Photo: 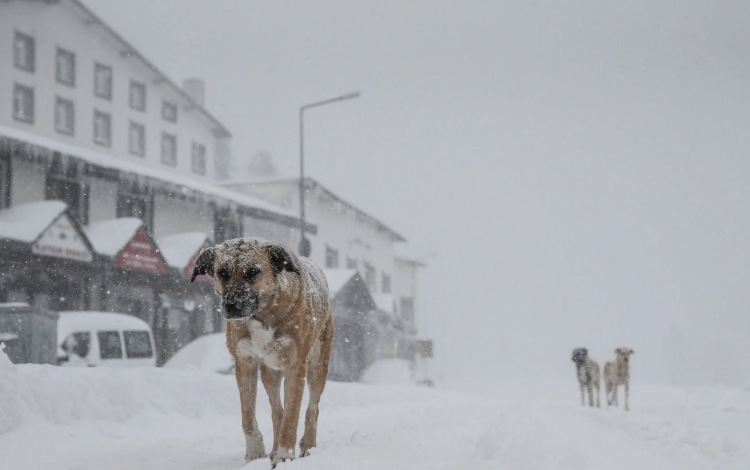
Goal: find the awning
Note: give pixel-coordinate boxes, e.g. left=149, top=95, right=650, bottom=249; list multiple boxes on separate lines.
left=156, top=232, right=212, bottom=282
left=0, top=201, right=94, bottom=263
left=83, top=218, right=167, bottom=273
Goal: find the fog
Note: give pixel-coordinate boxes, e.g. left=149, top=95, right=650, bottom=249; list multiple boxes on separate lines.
left=84, top=0, right=750, bottom=385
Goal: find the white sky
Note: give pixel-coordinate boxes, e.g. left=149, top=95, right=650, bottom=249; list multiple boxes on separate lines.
left=84, top=0, right=750, bottom=384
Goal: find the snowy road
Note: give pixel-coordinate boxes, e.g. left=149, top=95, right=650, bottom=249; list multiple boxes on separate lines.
left=1, top=357, right=748, bottom=469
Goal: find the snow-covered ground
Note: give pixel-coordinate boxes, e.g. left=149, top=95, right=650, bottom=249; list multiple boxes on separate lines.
left=1, top=349, right=748, bottom=470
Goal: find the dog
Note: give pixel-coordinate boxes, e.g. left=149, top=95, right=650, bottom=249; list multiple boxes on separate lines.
left=191, top=238, right=334, bottom=466
left=604, top=348, right=633, bottom=411
left=571, top=348, right=600, bottom=407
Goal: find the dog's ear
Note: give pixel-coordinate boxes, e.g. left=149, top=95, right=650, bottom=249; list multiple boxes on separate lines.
left=629, top=349, right=634, bottom=355
left=190, top=247, right=216, bottom=282
left=268, top=245, right=300, bottom=276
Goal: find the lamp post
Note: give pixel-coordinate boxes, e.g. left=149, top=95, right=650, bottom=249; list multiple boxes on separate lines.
left=298, top=91, right=360, bottom=257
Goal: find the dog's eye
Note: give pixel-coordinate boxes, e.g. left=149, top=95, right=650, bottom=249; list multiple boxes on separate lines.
left=217, top=266, right=231, bottom=282
left=243, top=265, right=261, bottom=282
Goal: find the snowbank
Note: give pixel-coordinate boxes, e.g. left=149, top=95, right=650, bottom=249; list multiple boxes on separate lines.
left=0, top=346, right=238, bottom=435
left=163, top=333, right=234, bottom=374
left=360, top=359, right=413, bottom=385
left=1, top=344, right=749, bottom=469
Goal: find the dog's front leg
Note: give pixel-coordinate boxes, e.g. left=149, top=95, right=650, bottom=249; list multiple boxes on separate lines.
left=260, top=364, right=284, bottom=460
left=625, top=381, right=629, bottom=411
left=235, top=360, right=266, bottom=462
left=579, top=383, right=585, bottom=406
left=272, top=366, right=306, bottom=465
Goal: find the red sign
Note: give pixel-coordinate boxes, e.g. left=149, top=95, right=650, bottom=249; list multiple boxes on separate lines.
left=115, top=229, right=167, bottom=273
left=418, top=339, right=433, bottom=358
left=183, top=245, right=213, bottom=283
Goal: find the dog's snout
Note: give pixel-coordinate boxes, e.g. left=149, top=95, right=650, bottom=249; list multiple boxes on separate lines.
left=223, top=297, right=243, bottom=318
left=221, top=289, right=259, bottom=320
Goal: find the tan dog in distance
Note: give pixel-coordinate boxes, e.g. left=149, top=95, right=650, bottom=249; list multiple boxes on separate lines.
left=604, top=348, right=634, bottom=411
left=191, top=238, right=334, bottom=466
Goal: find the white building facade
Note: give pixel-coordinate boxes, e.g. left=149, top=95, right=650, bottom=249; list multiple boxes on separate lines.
left=0, top=0, right=308, bottom=364
left=223, top=177, right=405, bottom=297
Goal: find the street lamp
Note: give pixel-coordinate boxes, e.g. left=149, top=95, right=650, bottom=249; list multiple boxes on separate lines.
left=298, top=91, right=361, bottom=257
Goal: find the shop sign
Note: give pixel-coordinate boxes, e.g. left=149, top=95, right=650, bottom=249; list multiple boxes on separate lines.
left=183, top=243, right=213, bottom=283
left=115, top=229, right=167, bottom=273
left=32, top=213, right=93, bottom=262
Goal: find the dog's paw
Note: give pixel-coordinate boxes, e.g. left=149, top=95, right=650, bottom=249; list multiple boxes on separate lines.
left=299, top=438, right=314, bottom=458
left=244, top=433, right=267, bottom=462
left=271, top=447, right=295, bottom=466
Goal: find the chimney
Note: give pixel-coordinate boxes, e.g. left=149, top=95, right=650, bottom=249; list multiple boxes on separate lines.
left=182, top=78, right=205, bottom=107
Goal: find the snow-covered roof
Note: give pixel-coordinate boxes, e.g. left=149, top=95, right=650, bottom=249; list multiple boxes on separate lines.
left=395, top=256, right=428, bottom=268
left=372, top=293, right=395, bottom=314
left=157, top=232, right=210, bottom=269
left=57, top=311, right=151, bottom=343
left=0, top=201, right=67, bottom=242
left=322, top=269, right=358, bottom=297
left=221, top=177, right=405, bottom=242
left=83, top=218, right=143, bottom=257
left=0, top=125, right=310, bottom=230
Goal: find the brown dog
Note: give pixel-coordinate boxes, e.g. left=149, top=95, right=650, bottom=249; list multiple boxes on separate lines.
left=191, top=238, right=334, bottom=466
left=604, top=348, right=634, bottom=411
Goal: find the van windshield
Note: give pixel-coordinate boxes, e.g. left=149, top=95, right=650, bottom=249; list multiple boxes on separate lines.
left=124, top=331, right=153, bottom=359
left=63, top=332, right=91, bottom=358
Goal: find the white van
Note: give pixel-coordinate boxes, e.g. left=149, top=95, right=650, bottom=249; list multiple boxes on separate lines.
left=57, top=311, right=156, bottom=367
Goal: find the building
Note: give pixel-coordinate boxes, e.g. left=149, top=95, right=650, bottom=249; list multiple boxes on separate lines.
left=0, top=0, right=309, bottom=363
left=223, top=177, right=405, bottom=296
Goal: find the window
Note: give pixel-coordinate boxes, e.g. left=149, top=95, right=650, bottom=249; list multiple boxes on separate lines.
left=162, top=101, right=177, bottom=122
left=55, top=48, right=75, bottom=87
left=97, top=331, right=123, bottom=360
left=191, top=142, right=206, bottom=174
left=62, top=332, right=90, bottom=358
left=117, top=182, right=153, bottom=232
left=93, top=110, right=111, bottom=147
left=12, top=84, right=34, bottom=123
left=382, top=274, right=391, bottom=294
left=161, top=133, right=177, bottom=166
left=124, top=331, right=153, bottom=358
left=0, top=156, right=10, bottom=209
left=54, top=97, right=74, bottom=135
left=94, top=63, right=112, bottom=100
left=45, top=154, right=88, bottom=224
left=13, top=31, right=34, bottom=72
left=325, top=246, right=339, bottom=268
left=129, top=122, right=145, bottom=156
left=400, top=297, right=415, bottom=328
left=346, top=257, right=358, bottom=269
left=364, top=262, right=376, bottom=292
left=129, top=80, right=146, bottom=111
